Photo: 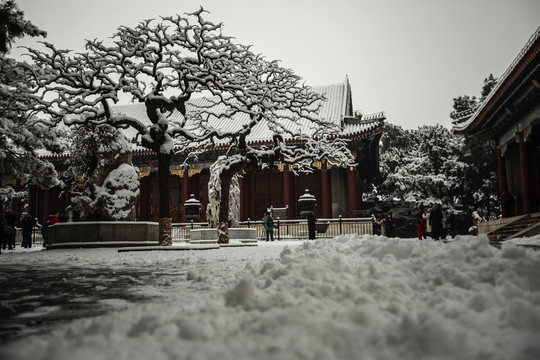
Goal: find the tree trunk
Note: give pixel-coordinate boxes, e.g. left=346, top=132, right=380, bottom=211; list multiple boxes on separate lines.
left=217, top=174, right=231, bottom=244
left=158, top=152, right=172, bottom=246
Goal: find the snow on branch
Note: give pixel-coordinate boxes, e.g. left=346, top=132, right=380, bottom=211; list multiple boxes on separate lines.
left=24, top=8, right=353, bottom=170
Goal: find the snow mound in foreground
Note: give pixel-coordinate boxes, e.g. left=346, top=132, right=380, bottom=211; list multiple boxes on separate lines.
left=2, top=235, right=540, bottom=360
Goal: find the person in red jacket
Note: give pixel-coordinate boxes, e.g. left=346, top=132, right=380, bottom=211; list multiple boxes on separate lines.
left=50, top=213, right=60, bottom=225
left=415, top=207, right=426, bottom=240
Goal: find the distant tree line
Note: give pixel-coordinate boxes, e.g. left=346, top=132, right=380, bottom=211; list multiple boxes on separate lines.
left=366, top=75, right=500, bottom=218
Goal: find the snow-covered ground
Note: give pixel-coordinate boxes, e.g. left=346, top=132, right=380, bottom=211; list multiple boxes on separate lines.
left=1, top=234, right=539, bottom=360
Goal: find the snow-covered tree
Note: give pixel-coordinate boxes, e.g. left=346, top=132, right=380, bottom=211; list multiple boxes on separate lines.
left=369, top=122, right=498, bottom=215
left=369, top=73, right=500, bottom=215
left=24, top=9, right=272, bottom=245
left=0, top=0, right=46, bottom=54
left=450, top=74, right=498, bottom=120
left=450, top=95, right=478, bottom=118
left=25, top=8, right=354, bottom=244
left=450, top=74, right=499, bottom=216
left=67, top=123, right=138, bottom=221
left=0, top=0, right=59, bottom=222
left=191, top=65, right=355, bottom=242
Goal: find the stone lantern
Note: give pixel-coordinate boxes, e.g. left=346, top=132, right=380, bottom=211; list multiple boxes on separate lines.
left=184, top=194, right=201, bottom=222
left=298, top=189, right=316, bottom=219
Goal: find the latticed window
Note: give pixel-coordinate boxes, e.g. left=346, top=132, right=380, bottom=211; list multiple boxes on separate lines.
left=253, top=172, right=283, bottom=219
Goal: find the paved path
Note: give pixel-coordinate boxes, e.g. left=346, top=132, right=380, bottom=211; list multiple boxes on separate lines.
left=0, top=264, right=170, bottom=344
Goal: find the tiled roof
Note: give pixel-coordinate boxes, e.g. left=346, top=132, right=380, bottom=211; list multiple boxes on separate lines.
left=112, top=80, right=385, bottom=152
left=452, top=26, right=540, bottom=134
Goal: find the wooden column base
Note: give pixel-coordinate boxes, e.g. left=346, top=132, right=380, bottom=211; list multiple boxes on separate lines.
left=218, top=222, right=229, bottom=244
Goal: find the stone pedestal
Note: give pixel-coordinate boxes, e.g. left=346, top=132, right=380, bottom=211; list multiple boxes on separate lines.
left=298, top=189, right=316, bottom=218
left=47, top=221, right=159, bottom=249
left=159, top=217, right=172, bottom=246
left=190, top=228, right=257, bottom=244
left=218, top=222, right=229, bottom=244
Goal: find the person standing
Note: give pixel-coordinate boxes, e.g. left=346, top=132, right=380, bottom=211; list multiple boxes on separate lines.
left=50, top=213, right=60, bottom=226
left=21, top=214, right=36, bottom=248
left=502, top=190, right=516, bottom=218
left=5, top=209, right=18, bottom=250
left=415, top=208, right=426, bottom=240
left=424, top=210, right=432, bottom=238
left=430, top=205, right=443, bottom=240
left=377, top=215, right=387, bottom=236
left=262, top=212, right=275, bottom=242
left=41, top=218, right=50, bottom=247
left=307, top=211, right=316, bottom=240
left=385, top=212, right=395, bottom=237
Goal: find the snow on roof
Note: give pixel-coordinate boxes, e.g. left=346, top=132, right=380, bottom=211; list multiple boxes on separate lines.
left=112, top=81, right=385, bottom=152
left=36, top=81, right=385, bottom=160
left=452, top=26, right=540, bottom=134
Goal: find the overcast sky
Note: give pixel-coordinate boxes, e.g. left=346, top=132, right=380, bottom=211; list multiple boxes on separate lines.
left=10, top=0, right=540, bottom=129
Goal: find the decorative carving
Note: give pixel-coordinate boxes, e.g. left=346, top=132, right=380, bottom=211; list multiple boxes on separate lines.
left=501, top=144, right=508, bottom=157
left=524, top=126, right=533, bottom=142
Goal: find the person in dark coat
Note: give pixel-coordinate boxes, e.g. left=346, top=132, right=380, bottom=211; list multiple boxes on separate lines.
left=41, top=218, right=50, bottom=247
left=502, top=190, right=516, bottom=218
left=385, top=212, right=395, bottom=237
left=4, top=209, right=18, bottom=250
left=21, top=214, right=36, bottom=248
left=307, top=211, right=316, bottom=240
left=415, top=208, right=426, bottom=240
left=430, top=205, right=443, bottom=240
left=262, top=212, right=275, bottom=242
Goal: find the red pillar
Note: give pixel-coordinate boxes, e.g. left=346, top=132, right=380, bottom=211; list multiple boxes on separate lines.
left=356, top=181, right=364, bottom=211
left=519, top=133, right=533, bottom=214
left=13, top=179, right=22, bottom=217
left=247, top=172, right=255, bottom=220
left=139, top=177, right=149, bottom=221
left=287, top=170, right=297, bottom=219
left=29, top=185, right=38, bottom=219
left=347, top=166, right=357, bottom=217
left=42, top=188, right=50, bottom=223
left=497, top=147, right=508, bottom=217
left=283, top=164, right=291, bottom=215
left=321, top=162, right=331, bottom=218
left=182, top=168, right=189, bottom=222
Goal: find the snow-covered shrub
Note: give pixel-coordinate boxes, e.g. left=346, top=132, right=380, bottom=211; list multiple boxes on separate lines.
left=93, top=164, right=139, bottom=221
left=67, top=124, right=138, bottom=221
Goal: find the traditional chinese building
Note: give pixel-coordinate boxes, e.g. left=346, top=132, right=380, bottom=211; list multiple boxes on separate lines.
left=452, top=26, right=540, bottom=218
left=20, top=78, right=385, bottom=223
